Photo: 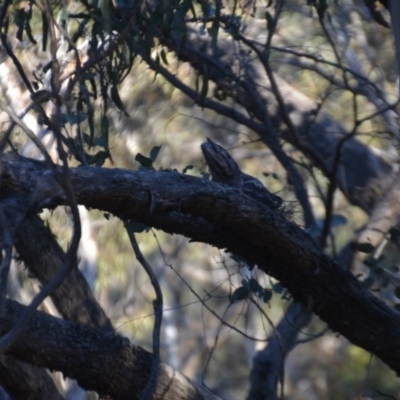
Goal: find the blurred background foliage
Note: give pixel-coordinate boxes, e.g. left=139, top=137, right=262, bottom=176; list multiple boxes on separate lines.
left=1, top=0, right=400, bottom=398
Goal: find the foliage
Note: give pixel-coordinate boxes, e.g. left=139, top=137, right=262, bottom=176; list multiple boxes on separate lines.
left=0, top=0, right=399, bottom=399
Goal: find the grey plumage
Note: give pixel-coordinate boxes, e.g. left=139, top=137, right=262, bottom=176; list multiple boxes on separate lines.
left=201, top=138, right=282, bottom=209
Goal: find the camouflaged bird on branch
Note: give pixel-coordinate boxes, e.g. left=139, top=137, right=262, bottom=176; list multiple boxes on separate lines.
left=201, top=139, right=283, bottom=210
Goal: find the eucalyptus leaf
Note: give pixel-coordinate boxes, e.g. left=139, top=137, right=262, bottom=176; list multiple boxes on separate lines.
left=125, top=221, right=151, bottom=234
left=62, top=112, right=88, bottom=125
left=331, top=214, right=347, bottom=228
left=135, top=153, right=154, bottom=169
left=363, top=276, right=375, bottom=289
left=110, top=85, right=129, bottom=116
left=249, top=278, right=262, bottom=294
left=355, top=243, right=375, bottom=254
left=262, top=289, right=272, bottom=303
left=231, top=286, right=250, bottom=303
left=183, top=165, right=194, bottom=173
left=149, top=145, right=162, bottom=162
left=42, top=12, right=48, bottom=51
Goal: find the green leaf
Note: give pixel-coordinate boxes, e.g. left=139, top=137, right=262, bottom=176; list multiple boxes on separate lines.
left=101, top=114, right=109, bottom=149
left=94, top=136, right=108, bottom=148
left=125, top=221, right=151, bottom=234
left=24, top=8, right=37, bottom=45
left=241, top=279, right=250, bottom=288
left=72, top=18, right=90, bottom=43
left=363, top=276, right=375, bottom=289
left=281, top=290, right=291, bottom=301
left=42, top=12, right=48, bottom=51
left=171, top=0, right=191, bottom=44
left=199, top=67, right=209, bottom=107
left=92, top=150, right=109, bottom=167
left=82, top=150, right=110, bottom=167
left=110, top=85, right=129, bottom=116
left=79, top=83, right=95, bottom=141
left=2, top=13, right=8, bottom=35
left=230, top=254, right=246, bottom=264
left=374, top=266, right=383, bottom=275
left=183, top=165, right=194, bottom=173
left=249, top=278, right=262, bottom=294
left=272, top=283, right=283, bottom=294
left=15, top=9, right=25, bottom=41
left=305, top=225, right=322, bottom=240
left=262, top=289, right=272, bottom=303
left=89, top=77, right=98, bottom=100
left=160, top=48, right=169, bottom=65
left=200, top=2, right=212, bottom=20
left=209, top=20, right=219, bottom=48
left=231, top=286, right=250, bottom=303
left=149, top=145, right=162, bottom=162
left=355, top=242, right=375, bottom=254
left=61, top=112, right=88, bottom=125
left=363, top=256, right=377, bottom=268
left=331, top=214, right=347, bottom=228
left=82, top=133, right=92, bottom=146
left=60, top=6, right=68, bottom=30
left=135, top=153, right=154, bottom=169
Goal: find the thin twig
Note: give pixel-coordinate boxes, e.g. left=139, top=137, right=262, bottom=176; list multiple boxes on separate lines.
left=0, top=0, right=82, bottom=354
left=125, top=223, right=163, bottom=400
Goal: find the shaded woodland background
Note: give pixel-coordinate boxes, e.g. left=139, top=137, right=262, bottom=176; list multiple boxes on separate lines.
left=0, top=0, right=400, bottom=399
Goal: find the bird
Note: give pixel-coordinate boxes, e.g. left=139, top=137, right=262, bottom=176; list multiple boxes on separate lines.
left=201, top=138, right=282, bottom=209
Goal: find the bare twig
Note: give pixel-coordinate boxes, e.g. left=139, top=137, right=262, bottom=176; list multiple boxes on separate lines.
left=247, top=302, right=312, bottom=400
left=0, top=0, right=83, bottom=350
left=125, top=224, right=163, bottom=400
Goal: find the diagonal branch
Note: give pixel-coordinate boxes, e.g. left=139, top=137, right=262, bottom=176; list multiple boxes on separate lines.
left=2, top=154, right=400, bottom=373
left=2, top=299, right=221, bottom=400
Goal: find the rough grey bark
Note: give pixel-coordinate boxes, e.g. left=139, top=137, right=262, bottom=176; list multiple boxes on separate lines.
left=2, top=214, right=112, bottom=399
left=2, top=154, right=400, bottom=374
left=0, top=155, right=224, bottom=399
left=0, top=356, right=63, bottom=400
left=2, top=299, right=221, bottom=400
left=14, top=215, right=112, bottom=331
left=0, top=159, right=65, bottom=399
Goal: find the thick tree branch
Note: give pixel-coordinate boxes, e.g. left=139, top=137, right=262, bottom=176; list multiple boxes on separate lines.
left=2, top=154, right=400, bottom=374
left=0, top=356, right=63, bottom=400
left=2, top=299, right=220, bottom=400
left=14, top=214, right=112, bottom=331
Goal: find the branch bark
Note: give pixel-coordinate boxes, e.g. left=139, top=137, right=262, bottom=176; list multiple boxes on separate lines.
left=14, top=214, right=112, bottom=331
left=2, top=153, right=400, bottom=374
left=0, top=355, right=63, bottom=400
left=3, top=299, right=220, bottom=400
